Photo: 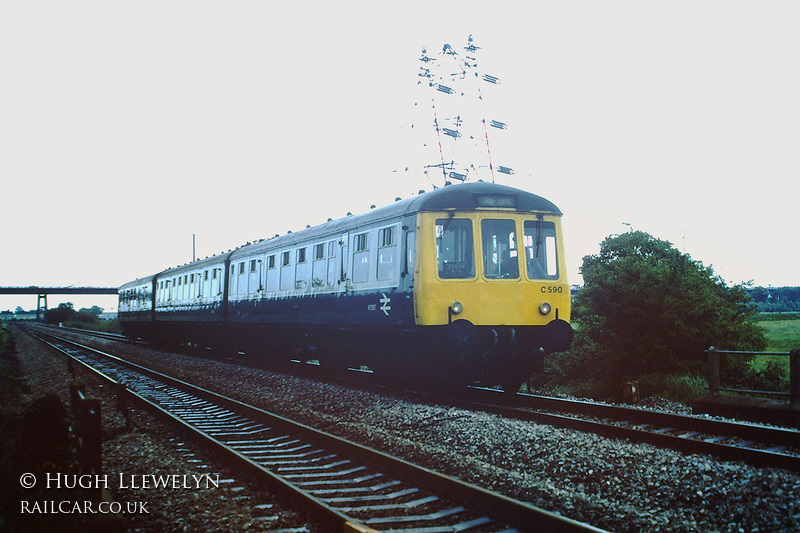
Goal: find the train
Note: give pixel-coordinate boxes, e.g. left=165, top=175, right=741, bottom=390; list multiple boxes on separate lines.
left=118, top=181, right=573, bottom=391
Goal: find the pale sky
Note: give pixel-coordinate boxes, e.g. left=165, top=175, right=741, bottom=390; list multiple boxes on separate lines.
left=2, top=1, right=798, bottom=312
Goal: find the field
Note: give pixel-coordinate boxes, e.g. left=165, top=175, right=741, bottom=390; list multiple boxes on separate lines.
left=752, top=313, right=800, bottom=375
left=758, top=313, right=800, bottom=352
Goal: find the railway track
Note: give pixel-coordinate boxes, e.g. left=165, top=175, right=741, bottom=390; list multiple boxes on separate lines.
left=459, top=387, right=800, bottom=472
left=26, top=327, right=606, bottom=533
left=38, top=325, right=800, bottom=473
left=36, top=326, right=800, bottom=470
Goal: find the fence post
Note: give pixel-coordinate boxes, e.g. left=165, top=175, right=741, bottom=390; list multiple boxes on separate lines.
left=790, top=349, right=799, bottom=406
left=69, top=383, right=103, bottom=500
left=77, top=398, right=103, bottom=476
left=116, top=382, right=130, bottom=429
left=707, top=346, right=720, bottom=395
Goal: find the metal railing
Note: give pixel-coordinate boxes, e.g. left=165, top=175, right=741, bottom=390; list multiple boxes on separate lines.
left=705, top=347, right=800, bottom=405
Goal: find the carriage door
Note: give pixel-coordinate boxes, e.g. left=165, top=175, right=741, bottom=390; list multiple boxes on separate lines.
left=337, top=232, right=349, bottom=293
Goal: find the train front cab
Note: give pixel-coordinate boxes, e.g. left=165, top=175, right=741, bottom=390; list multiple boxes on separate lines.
left=414, top=207, right=573, bottom=390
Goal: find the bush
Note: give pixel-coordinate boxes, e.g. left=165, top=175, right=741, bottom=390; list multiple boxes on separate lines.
left=549, top=231, right=766, bottom=402
left=740, top=359, right=789, bottom=393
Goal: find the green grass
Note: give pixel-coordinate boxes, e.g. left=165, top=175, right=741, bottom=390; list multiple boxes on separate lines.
left=758, top=317, right=800, bottom=352
left=750, top=315, right=799, bottom=377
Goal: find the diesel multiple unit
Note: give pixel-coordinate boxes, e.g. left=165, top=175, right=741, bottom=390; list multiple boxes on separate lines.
left=119, top=181, right=573, bottom=391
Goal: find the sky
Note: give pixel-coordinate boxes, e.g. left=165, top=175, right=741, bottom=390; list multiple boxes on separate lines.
left=1, top=1, right=798, bottom=313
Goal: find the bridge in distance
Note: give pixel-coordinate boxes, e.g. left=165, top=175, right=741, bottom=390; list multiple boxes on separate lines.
left=0, top=286, right=119, bottom=319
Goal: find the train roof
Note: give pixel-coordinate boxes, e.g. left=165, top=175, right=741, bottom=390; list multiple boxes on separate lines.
left=230, top=182, right=562, bottom=261
left=119, top=274, right=158, bottom=291
left=119, top=182, right=563, bottom=286
left=409, top=181, right=562, bottom=215
left=120, top=252, right=235, bottom=290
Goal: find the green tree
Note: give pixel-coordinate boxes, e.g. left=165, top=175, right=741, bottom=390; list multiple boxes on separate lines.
left=570, top=231, right=766, bottom=399
left=78, top=305, right=104, bottom=316
left=43, top=303, right=76, bottom=325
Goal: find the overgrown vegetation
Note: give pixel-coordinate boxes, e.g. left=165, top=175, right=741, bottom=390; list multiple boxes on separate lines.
left=535, top=231, right=782, bottom=403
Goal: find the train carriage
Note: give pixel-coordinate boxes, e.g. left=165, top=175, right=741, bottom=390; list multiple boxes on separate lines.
left=119, top=182, right=573, bottom=391
left=118, top=274, right=156, bottom=340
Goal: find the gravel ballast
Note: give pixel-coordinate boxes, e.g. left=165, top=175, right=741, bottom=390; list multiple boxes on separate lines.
left=9, top=330, right=322, bottom=532
left=14, top=329, right=800, bottom=532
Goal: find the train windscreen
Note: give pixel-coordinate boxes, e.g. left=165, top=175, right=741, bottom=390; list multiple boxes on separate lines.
left=524, top=220, right=558, bottom=279
left=436, top=218, right=475, bottom=279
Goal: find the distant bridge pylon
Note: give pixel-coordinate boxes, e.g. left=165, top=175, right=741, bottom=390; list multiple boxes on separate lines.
left=0, top=286, right=119, bottom=320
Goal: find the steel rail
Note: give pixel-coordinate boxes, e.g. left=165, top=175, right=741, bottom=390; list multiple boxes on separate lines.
left=33, top=326, right=800, bottom=472
left=26, top=329, right=370, bottom=532
left=513, top=391, right=800, bottom=448
left=26, top=327, right=608, bottom=533
left=462, top=387, right=800, bottom=472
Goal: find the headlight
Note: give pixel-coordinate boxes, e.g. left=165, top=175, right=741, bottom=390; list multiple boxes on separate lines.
left=539, top=302, right=552, bottom=315
left=450, top=301, right=463, bottom=314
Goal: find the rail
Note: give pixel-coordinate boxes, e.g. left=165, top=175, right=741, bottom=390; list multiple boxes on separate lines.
left=705, top=346, right=800, bottom=405
left=31, top=327, right=607, bottom=532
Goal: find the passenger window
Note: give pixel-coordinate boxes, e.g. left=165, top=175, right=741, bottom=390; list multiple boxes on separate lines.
left=524, top=220, right=558, bottom=279
left=354, top=233, right=368, bottom=252
left=436, top=218, right=475, bottom=279
left=482, top=219, right=519, bottom=279
left=379, top=227, right=394, bottom=247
